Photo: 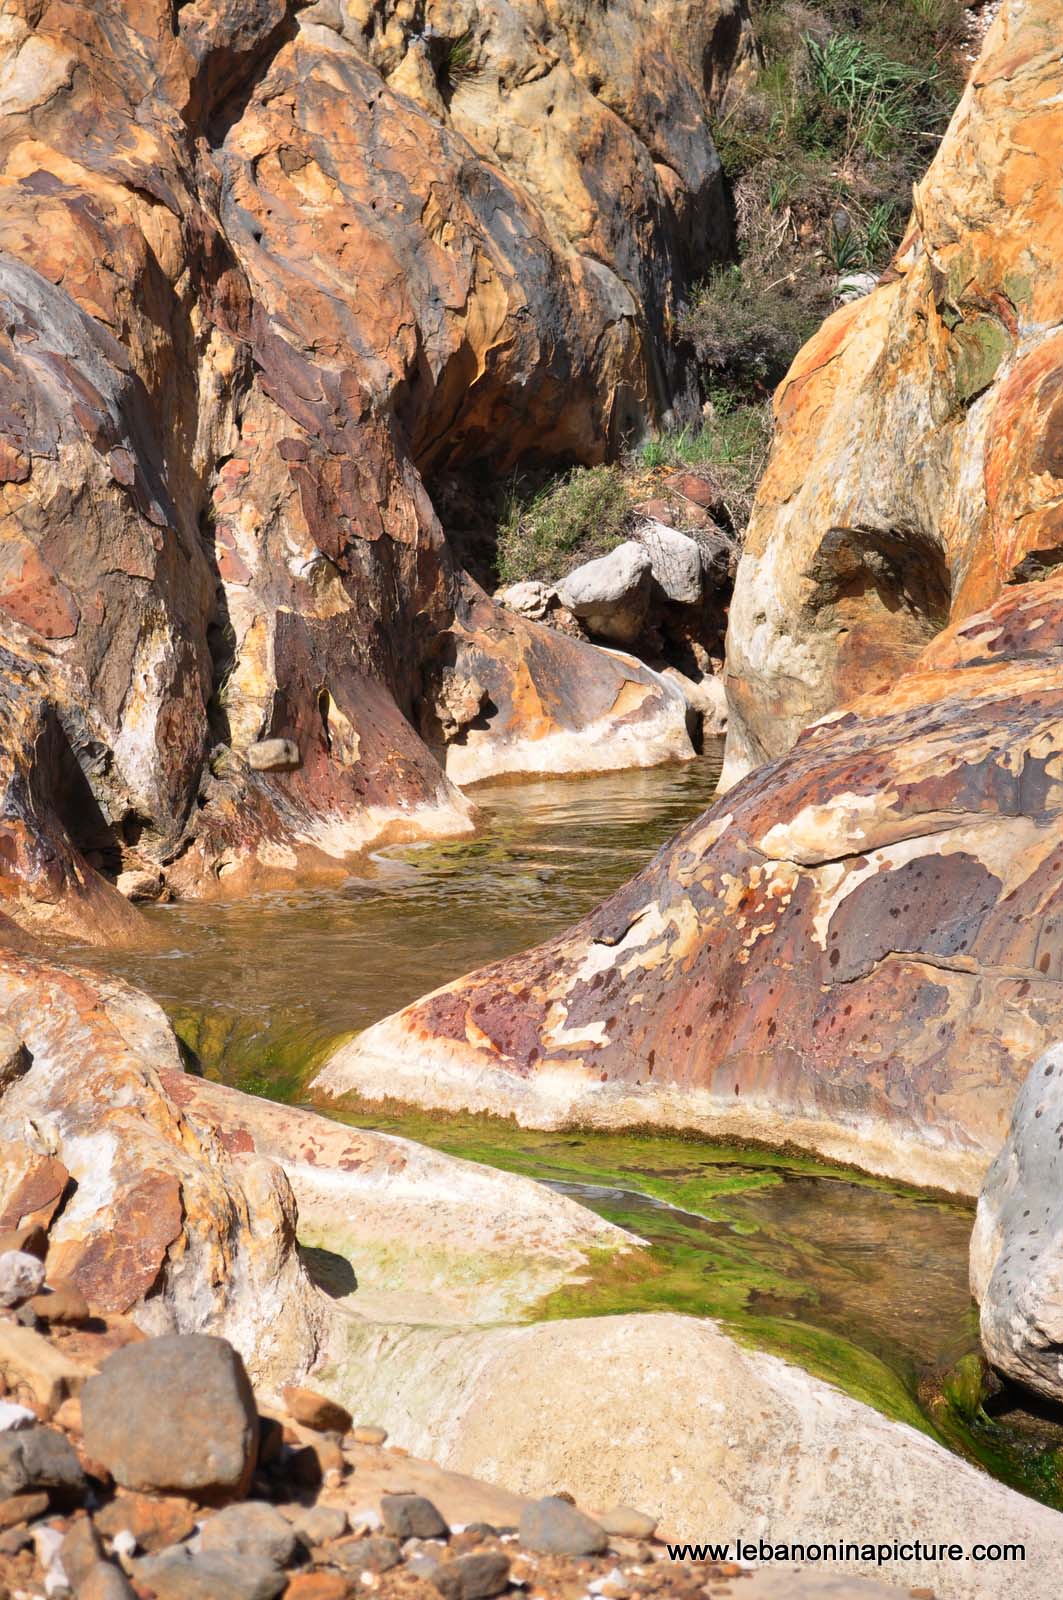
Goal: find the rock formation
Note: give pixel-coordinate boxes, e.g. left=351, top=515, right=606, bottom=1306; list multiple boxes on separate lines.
left=721, top=0, right=1063, bottom=782
left=0, top=0, right=752, bottom=939
left=315, top=0, right=1063, bottom=1194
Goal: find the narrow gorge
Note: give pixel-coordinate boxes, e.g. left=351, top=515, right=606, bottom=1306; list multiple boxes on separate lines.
left=0, top=0, right=1062, bottom=1596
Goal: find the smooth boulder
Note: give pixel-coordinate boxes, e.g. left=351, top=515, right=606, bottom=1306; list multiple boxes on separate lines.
left=81, top=1335, right=259, bottom=1501
left=971, top=1041, right=1063, bottom=1400
left=557, top=543, right=653, bottom=644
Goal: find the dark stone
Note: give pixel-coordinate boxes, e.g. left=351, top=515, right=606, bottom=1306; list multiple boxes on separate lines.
left=0, top=1426, right=85, bottom=1498
left=518, top=1496, right=607, bottom=1557
left=81, top=1335, right=258, bottom=1502
left=380, top=1493, right=449, bottom=1541
left=135, top=1547, right=288, bottom=1600
left=199, top=1500, right=297, bottom=1566
left=433, top=1551, right=511, bottom=1600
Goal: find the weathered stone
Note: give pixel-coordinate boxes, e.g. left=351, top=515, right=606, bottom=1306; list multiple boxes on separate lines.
left=380, top=1493, right=449, bottom=1541
left=281, top=1386, right=351, bottom=1435
left=329, top=1534, right=402, bottom=1575
left=0, top=1426, right=84, bottom=1498
left=135, top=1546, right=288, bottom=1600
left=199, top=1501, right=297, bottom=1566
left=434, top=1551, right=512, bottom=1600
left=59, top=1514, right=103, bottom=1589
left=0, top=1251, right=46, bottom=1308
left=519, top=1497, right=607, bottom=1556
left=27, top=1281, right=91, bottom=1327
left=94, top=1492, right=199, bottom=1553
left=0, top=1157, right=70, bottom=1233
left=283, top=1575, right=352, bottom=1600
left=496, top=582, right=552, bottom=621
left=556, top=543, right=653, bottom=645
left=352, top=1425, right=387, bottom=1447
left=245, top=739, right=301, bottom=773
left=598, top=1506, right=658, bottom=1539
left=77, top=1565, right=137, bottom=1600
left=636, top=522, right=702, bottom=605
left=81, top=1336, right=259, bottom=1501
left=282, top=1502, right=348, bottom=1546
left=115, top=869, right=164, bottom=903
left=0, top=1324, right=90, bottom=1416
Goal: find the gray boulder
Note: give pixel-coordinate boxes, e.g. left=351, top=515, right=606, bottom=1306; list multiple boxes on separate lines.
left=971, top=1040, right=1063, bottom=1399
left=518, top=1496, right=607, bottom=1556
left=637, top=520, right=702, bottom=604
left=556, top=541, right=652, bottom=644
left=81, top=1335, right=259, bottom=1501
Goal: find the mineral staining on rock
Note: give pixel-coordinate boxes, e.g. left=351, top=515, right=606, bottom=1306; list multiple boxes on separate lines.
left=316, top=0, right=1063, bottom=1196
left=0, top=0, right=749, bottom=939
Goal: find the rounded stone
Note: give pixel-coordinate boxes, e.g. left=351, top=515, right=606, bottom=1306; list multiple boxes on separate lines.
left=0, top=1251, right=46, bottom=1309
left=81, top=1335, right=258, bottom=1502
left=518, top=1496, right=607, bottom=1557
left=598, top=1505, right=658, bottom=1539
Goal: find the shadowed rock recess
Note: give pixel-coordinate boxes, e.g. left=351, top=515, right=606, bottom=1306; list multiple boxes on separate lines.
left=318, top=0, right=1063, bottom=1196
left=0, top=0, right=755, bottom=941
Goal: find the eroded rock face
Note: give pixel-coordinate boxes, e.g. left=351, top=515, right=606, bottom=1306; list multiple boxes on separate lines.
left=722, top=0, right=1063, bottom=786
left=315, top=573, right=1063, bottom=1194
left=0, top=951, right=322, bottom=1380
left=0, top=0, right=740, bottom=937
left=316, top=3, right=1063, bottom=1193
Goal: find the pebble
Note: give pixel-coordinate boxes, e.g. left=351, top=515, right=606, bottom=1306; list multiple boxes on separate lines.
left=380, top=1493, right=449, bottom=1541
left=352, top=1424, right=387, bottom=1446
left=27, top=1281, right=91, bottom=1327
left=94, top=1491, right=199, bottom=1552
left=589, top=1568, right=632, bottom=1598
left=329, top=1534, right=402, bottom=1575
left=199, top=1500, right=297, bottom=1566
left=598, top=1507, right=658, bottom=1540
left=135, top=1546, right=289, bottom=1600
left=434, top=1550, right=512, bottom=1600
left=283, top=1576, right=353, bottom=1600
left=283, top=1502, right=349, bottom=1545
left=0, top=1251, right=46, bottom=1309
left=281, top=1386, right=352, bottom=1435
left=519, top=1497, right=608, bottom=1558
left=0, top=1426, right=86, bottom=1498
left=58, top=1515, right=102, bottom=1586
left=82, top=1335, right=258, bottom=1500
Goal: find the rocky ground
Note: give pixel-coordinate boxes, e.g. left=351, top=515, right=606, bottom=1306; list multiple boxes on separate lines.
left=0, top=1241, right=903, bottom=1600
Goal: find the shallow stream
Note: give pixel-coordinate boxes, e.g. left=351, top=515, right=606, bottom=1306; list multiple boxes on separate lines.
left=62, top=749, right=1063, bottom=1508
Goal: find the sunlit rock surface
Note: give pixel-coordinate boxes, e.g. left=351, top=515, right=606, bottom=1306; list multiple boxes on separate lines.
left=316, top=3, right=1063, bottom=1193
left=722, top=0, right=1063, bottom=783
left=0, top=0, right=741, bottom=936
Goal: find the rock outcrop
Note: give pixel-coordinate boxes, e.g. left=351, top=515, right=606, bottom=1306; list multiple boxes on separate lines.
left=316, top=0, right=1063, bottom=1194
left=722, top=0, right=1063, bottom=784
left=0, top=0, right=747, bottom=939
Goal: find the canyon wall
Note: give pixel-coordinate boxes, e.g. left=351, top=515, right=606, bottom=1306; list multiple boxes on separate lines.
left=318, top=0, right=1063, bottom=1194
left=0, top=0, right=751, bottom=939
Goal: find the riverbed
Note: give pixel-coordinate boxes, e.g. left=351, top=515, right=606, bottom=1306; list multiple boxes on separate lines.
left=60, top=749, right=1063, bottom=1508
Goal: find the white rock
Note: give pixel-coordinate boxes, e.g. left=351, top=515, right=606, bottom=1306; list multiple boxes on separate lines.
left=0, top=1250, right=45, bottom=1307
left=245, top=737, right=300, bottom=772
left=496, top=580, right=552, bottom=619
left=637, top=521, right=702, bottom=604
left=557, top=542, right=652, bottom=644
left=835, top=270, right=878, bottom=303
left=111, top=1530, right=138, bottom=1560
left=972, top=1039, right=1063, bottom=1401
left=0, top=1399, right=36, bottom=1431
